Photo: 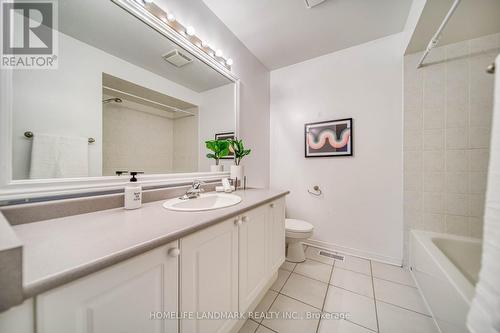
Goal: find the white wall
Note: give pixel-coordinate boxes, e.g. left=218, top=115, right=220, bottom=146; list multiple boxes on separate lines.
left=270, top=34, right=404, bottom=264
left=198, top=83, right=235, bottom=172
left=156, top=0, right=270, bottom=188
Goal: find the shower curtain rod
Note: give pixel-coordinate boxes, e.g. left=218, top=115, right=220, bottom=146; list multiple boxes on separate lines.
left=102, top=86, right=196, bottom=116
left=417, top=0, right=461, bottom=69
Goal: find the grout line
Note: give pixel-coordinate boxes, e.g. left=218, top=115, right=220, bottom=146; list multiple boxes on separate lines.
left=303, top=256, right=335, bottom=267
left=314, top=257, right=335, bottom=333
left=375, top=299, right=433, bottom=318
left=344, top=319, right=378, bottom=332
left=333, top=265, right=372, bottom=278
left=370, top=261, right=380, bottom=333
left=328, top=284, right=374, bottom=300
left=261, top=263, right=297, bottom=324
left=292, top=270, right=331, bottom=285
left=258, top=322, right=278, bottom=332
left=371, top=276, right=418, bottom=289
left=277, top=291, right=324, bottom=311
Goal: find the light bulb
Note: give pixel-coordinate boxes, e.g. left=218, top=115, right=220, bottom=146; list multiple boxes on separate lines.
left=143, top=0, right=153, bottom=3
left=215, top=49, right=223, bottom=57
left=201, top=40, right=208, bottom=48
left=226, top=58, right=233, bottom=66
left=186, top=26, right=195, bottom=36
left=166, top=13, right=175, bottom=22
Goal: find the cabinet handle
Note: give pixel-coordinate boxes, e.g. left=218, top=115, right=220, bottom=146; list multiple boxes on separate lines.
left=242, top=216, right=250, bottom=223
left=234, top=218, right=242, bottom=226
left=168, top=248, right=181, bottom=257
left=270, top=203, right=275, bottom=208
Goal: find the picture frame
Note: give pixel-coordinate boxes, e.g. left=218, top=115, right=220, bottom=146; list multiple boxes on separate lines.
left=304, top=118, right=353, bottom=157
left=215, top=132, right=235, bottom=159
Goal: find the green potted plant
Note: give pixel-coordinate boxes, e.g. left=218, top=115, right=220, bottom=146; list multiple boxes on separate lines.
left=228, top=139, right=251, bottom=180
left=205, top=139, right=230, bottom=172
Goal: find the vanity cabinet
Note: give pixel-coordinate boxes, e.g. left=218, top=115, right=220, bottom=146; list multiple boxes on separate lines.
left=5, top=196, right=286, bottom=333
left=36, top=241, right=179, bottom=333
left=268, top=199, right=286, bottom=273
left=180, top=218, right=239, bottom=333
left=239, top=199, right=285, bottom=312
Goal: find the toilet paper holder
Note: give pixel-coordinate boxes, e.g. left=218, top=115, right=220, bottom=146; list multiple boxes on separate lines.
left=308, top=185, right=322, bottom=196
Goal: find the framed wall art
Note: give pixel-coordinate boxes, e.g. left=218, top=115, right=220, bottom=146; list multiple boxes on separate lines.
left=215, top=132, right=235, bottom=159
left=304, top=118, right=353, bottom=157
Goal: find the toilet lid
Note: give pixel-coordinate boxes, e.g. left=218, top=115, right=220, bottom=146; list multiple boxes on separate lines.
left=285, top=219, right=314, bottom=233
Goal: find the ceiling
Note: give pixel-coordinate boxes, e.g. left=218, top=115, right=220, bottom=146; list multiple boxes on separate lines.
left=406, top=0, right=500, bottom=54
left=202, top=0, right=413, bottom=70
left=58, top=0, right=231, bottom=92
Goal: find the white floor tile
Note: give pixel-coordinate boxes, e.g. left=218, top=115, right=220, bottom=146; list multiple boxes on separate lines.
left=254, top=290, right=279, bottom=320
left=238, top=319, right=259, bottom=333
left=371, top=262, right=416, bottom=287
left=262, top=294, right=319, bottom=333
left=373, top=278, right=429, bottom=315
left=330, top=267, right=374, bottom=297
left=323, top=286, right=377, bottom=331
left=280, top=261, right=297, bottom=272
left=305, top=247, right=335, bottom=265
left=294, top=259, right=332, bottom=283
left=281, top=273, right=328, bottom=309
left=271, top=269, right=291, bottom=292
left=334, top=255, right=371, bottom=276
left=377, top=301, right=438, bottom=333
left=318, top=318, right=374, bottom=333
left=256, top=325, right=275, bottom=333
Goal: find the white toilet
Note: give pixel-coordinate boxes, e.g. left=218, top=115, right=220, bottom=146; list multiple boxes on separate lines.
left=285, top=218, right=314, bottom=263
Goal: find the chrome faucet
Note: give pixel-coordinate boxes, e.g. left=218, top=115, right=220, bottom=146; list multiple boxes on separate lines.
left=180, top=180, right=205, bottom=200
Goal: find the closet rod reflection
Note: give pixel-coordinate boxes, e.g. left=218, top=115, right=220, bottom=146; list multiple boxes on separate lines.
left=24, top=131, right=96, bottom=144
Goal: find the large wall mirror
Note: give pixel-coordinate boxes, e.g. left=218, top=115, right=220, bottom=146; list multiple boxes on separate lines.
left=5, top=0, right=238, bottom=188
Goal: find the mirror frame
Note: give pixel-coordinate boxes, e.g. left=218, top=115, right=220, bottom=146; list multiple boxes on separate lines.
left=0, top=0, right=240, bottom=203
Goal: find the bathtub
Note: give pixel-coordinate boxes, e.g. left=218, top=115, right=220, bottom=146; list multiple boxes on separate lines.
left=410, top=230, right=482, bottom=333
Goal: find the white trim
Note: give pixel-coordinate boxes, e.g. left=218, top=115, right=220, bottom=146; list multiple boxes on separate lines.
left=303, top=238, right=403, bottom=266
left=0, top=0, right=241, bottom=202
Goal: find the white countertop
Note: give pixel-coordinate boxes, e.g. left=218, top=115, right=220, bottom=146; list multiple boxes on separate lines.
left=12, top=189, right=288, bottom=297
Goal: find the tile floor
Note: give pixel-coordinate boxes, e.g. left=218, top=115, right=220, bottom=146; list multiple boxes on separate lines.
left=239, top=246, right=439, bottom=333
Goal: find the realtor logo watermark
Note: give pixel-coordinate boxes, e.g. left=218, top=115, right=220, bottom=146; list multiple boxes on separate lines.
left=1, top=0, right=58, bottom=69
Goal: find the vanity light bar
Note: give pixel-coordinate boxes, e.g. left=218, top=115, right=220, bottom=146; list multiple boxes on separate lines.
left=138, top=0, right=233, bottom=69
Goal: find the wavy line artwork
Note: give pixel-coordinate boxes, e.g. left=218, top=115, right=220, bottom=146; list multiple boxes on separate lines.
left=307, top=128, right=351, bottom=149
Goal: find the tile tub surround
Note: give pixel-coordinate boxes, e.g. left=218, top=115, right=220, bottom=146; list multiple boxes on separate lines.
left=240, top=246, right=438, bottom=333
left=0, top=188, right=288, bottom=312
left=403, top=33, right=500, bottom=263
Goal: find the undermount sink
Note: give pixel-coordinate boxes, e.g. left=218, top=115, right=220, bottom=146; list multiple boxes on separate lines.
left=163, top=193, right=242, bottom=212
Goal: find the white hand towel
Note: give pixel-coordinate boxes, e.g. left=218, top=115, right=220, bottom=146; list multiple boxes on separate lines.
left=467, top=55, right=500, bottom=333
left=29, top=134, right=89, bottom=179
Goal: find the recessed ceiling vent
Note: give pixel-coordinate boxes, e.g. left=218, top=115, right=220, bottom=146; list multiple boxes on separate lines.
left=162, top=50, right=193, bottom=68
left=305, top=0, right=326, bottom=8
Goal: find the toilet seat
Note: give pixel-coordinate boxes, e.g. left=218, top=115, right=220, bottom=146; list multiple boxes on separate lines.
left=285, top=219, right=314, bottom=239
left=285, top=219, right=314, bottom=233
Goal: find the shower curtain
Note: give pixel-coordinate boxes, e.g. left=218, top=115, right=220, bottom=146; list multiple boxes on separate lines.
left=467, top=55, right=500, bottom=333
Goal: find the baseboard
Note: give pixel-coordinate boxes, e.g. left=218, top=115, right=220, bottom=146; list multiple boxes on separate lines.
left=303, top=238, right=403, bottom=266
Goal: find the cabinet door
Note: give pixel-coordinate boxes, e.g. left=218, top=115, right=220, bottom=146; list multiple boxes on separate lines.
left=268, top=198, right=286, bottom=273
left=180, top=218, right=238, bottom=333
left=36, top=241, right=179, bottom=333
left=238, top=204, right=270, bottom=312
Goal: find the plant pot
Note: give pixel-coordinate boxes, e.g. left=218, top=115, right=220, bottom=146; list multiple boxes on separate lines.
left=210, top=164, right=224, bottom=172
left=230, top=165, right=244, bottom=180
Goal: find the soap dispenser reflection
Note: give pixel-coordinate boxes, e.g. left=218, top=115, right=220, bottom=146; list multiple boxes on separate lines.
left=124, top=172, right=143, bottom=210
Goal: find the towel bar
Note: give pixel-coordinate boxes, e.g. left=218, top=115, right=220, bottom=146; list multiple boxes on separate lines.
left=24, top=131, right=95, bottom=144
